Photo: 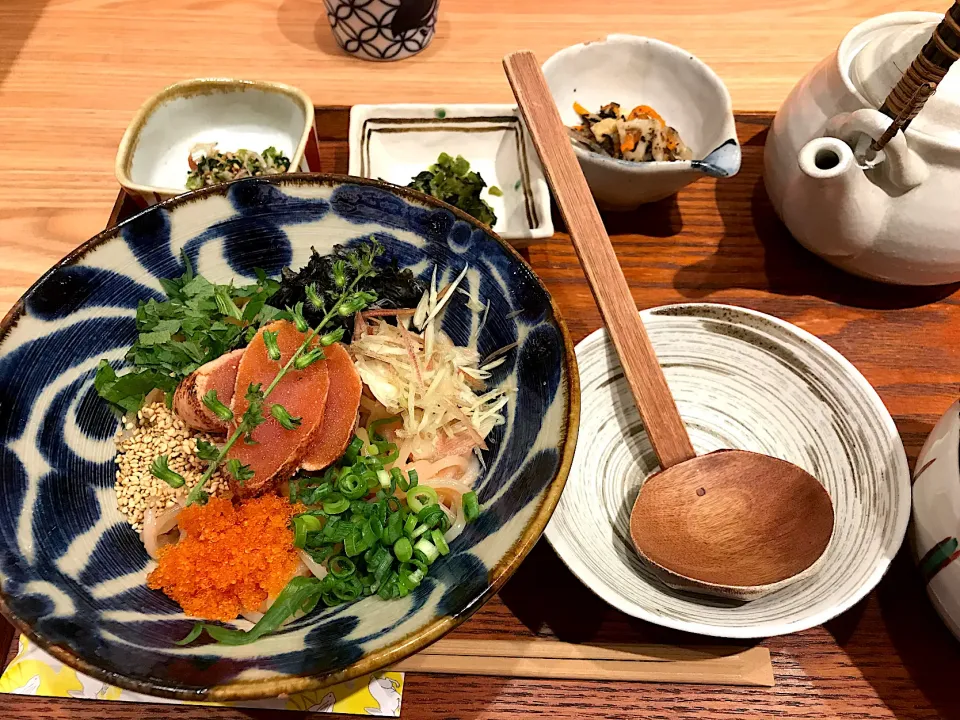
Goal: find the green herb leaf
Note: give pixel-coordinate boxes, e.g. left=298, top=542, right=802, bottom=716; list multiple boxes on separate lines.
left=263, top=329, right=281, bottom=361
left=151, top=455, right=185, bottom=488
left=174, top=623, right=205, bottom=646
left=202, top=389, right=234, bottom=421
left=214, top=286, right=243, bottom=320
left=96, top=259, right=281, bottom=414
left=94, top=360, right=175, bottom=415
left=270, top=403, right=302, bottom=430
left=332, top=261, right=347, bottom=289
left=290, top=302, right=308, bottom=332
left=196, top=439, right=220, bottom=462
left=294, top=347, right=325, bottom=370
left=226, top=458, right=255, bottom=485
left=183, top=577, right=325, bottom=646
left=318, top=328, right=345, bottom=346
left=305, top=283, right=324, bottom=310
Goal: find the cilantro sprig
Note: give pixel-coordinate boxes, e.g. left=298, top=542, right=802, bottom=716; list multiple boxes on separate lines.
left=183, top=241, right=383, bottom=506
left=95, top=254, right=282, bottom=414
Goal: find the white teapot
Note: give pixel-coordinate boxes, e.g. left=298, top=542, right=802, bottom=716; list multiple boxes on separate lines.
left=764, top=12, right=960, bottom=286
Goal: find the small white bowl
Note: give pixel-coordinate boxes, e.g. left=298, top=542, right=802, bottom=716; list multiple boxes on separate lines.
left=913, top=400, right=960, bottom=641
left=348, top=103, right=553, bottom=243
left=542, top=35, right=741, bottom=210
left=116, top=78, right=318, bottom=207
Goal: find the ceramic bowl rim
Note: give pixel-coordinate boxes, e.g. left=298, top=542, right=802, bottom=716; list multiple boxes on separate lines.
left=114, top=78, right=316, bottom=197
left=541, top=33, right=741, bottom=177
left=545, top=301, right=909, bottom=639
left=0, top=173, right=581, bottom=700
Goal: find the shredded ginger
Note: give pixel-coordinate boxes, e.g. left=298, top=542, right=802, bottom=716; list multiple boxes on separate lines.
left=350, top=267, right=512, bottom=459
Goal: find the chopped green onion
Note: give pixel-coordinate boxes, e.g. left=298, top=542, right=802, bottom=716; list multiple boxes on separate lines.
left=338, top=473, right=367, bottom=500
left=407, top=469, right=419, bottom=489
left=368, top=416, right=401, bottom=441
left=202, top=389, right=234, bottom=421
left=292, top=514, right=322, bottom=548
left=376, top=469, right=391, bottom=488
left=398, top=564, right=424, bottom=592
left=362, top=518, right=380, bottom=549
left=362, top=470, right=380, bottom=490
left=376, top=442, right=399, bottom=464
left=393, top=537, right=413, bottom=563
left=382, top=512, right=403, bottom=546
left=344, top=531, right=363, bottom=557
left=403, top=515, right=418, bottom=536
left=151, top=455, right=185, bottom=488
left=417, top=503, right=447, bottom=531
left=407, top=486, right=438, bottom=514
left=333, top=576, right=363, bottom=601
left=411, top=523, right=430, bottom=540
left=463, top=491, right=480, bottom=522
left=431, top=529, right=450, bottom=556
left=323, top=493, right=350, bottom=515
left=329, top=556, right=356, bottom=578
left=344, top=436, right=364, bottom=464
left=414, top=538, right=440, bottom=565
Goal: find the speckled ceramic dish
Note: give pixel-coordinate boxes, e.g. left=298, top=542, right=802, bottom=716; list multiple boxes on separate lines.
left=0, top=175, right=578, bottom=700
left=545, top=304, right=909, bottom=638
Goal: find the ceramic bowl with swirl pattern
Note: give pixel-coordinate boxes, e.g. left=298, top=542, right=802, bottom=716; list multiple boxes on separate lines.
left=546, top=304, right=909, bottom=638
left=0, top=175, right=578, bottom=700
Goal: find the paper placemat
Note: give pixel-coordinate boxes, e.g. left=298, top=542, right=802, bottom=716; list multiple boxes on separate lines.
left=0, top=635, right=404, bottom=715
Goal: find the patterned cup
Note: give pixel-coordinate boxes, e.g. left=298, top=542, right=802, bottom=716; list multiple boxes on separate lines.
left=324, top=0, right=439, bottom=61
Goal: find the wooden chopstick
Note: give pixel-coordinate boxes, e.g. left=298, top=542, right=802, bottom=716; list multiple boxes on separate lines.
left=391, top=638, right=774, bottom=687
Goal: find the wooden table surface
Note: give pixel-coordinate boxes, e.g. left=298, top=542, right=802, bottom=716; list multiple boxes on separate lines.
left=2, top=3, right=960, bottom=720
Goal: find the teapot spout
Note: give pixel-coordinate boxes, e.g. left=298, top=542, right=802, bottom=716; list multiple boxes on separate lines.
left=782, top=137, right=887, bottom=259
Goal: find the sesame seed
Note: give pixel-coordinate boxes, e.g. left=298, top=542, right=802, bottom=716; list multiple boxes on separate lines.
left=113, top=401, right=227, bottom=530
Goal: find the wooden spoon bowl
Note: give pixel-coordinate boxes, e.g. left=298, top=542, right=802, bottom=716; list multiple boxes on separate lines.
left=630, top=450, right=835, bottom=600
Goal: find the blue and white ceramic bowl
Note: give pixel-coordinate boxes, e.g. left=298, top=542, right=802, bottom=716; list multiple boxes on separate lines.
left=0, top=175, right=578, bottom=700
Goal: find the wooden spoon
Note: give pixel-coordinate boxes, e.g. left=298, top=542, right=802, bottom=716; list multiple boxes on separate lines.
left=503, top=51, right=835, bottom=600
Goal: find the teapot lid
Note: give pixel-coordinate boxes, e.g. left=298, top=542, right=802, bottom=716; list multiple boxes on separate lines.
left=850, top=18, right=959, bottom=142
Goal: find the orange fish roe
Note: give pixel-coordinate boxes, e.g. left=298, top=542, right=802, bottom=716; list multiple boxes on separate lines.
left=147, top=495, right=301, bottom=621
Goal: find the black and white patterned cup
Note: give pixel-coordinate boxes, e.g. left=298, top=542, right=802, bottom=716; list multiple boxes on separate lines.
left=324, top=0, right=439, bottom=61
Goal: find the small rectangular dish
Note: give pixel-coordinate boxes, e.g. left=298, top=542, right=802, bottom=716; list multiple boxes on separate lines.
left=348, top=103, right=553, bottom=243
left=116, top=78, right=319, bottom=207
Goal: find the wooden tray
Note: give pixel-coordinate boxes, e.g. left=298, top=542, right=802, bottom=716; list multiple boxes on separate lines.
left=4, top=107, right=959, bottom=720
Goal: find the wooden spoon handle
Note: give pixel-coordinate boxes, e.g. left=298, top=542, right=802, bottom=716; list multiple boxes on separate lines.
left=503, top=50, right=695, bottom=469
